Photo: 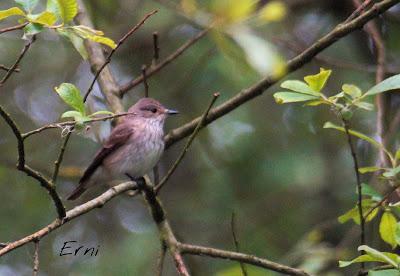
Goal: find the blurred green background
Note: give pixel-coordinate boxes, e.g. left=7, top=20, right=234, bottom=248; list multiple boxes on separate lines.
left=1, top=0, right=400, bottom=275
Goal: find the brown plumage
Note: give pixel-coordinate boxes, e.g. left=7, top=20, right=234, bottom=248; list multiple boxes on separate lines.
left=67, top=98, right=178, bottom=200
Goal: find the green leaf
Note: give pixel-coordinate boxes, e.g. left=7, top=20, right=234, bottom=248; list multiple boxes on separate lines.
left=383, top=166, right=400, bottom=178
left=358, top=245, right=400, bottom=268
left=47, top=0, right=78, bottom=23
left=85, top=35, right=117, bottom=49
left=28, top=11, right=57, bottom=26
left=280, top=80, right=319, bottom=96
left=303, top=68, right=332, bottom=92
left=361, top=183, right=382, bottom=201
left=368, top=270, right=400, bottom=276
left=15, top=0, right=39, bottom=12
left=395, top=223, right=400, bottom=246
left=354, top=101, right=374, bottom=111
left=380, top=212, right=398, bottom=249
left=364, top=74, right=400, bottom=96
left=273, top=92, right=319, bottom=104
left=304, top=100, right=328, bottom=106
left=23, top=22, right=44, bottom=37
left=57, top=28, right=88, bottom=59
left=323, top=122, right=390, bottom=158
left=396, top=149, right=400, bottom=161
left=339, top=254, right=378, bottom=267
left=71, top=25, right=117, bottom=49
left=89, top=110, right=114, bottom=117
left=62, top=110, right=90, bottom=123
left=338, top=200, right=379, bottom=224
left=342, top=84, right=362, bottom=98
left=359, top=167, right=385, bottom=174
left=0, top=7, right=26, bottom=21
left=55, top=83, right=85, bottom=114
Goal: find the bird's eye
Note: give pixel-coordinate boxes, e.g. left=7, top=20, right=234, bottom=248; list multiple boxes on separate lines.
left=150, top=108, right=157, bottom=113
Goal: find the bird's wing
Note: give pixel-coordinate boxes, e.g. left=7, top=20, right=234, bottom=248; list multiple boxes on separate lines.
left=79, top=124, right=133, bottom=185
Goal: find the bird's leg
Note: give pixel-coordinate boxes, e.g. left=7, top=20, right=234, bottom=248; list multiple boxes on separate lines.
left=125, top=174, right=145, bottom=189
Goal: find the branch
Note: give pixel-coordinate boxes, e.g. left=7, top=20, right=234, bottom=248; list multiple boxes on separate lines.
left=231, top=213, right=247, bottom=276
left=178, top=243, right=310, bottom=276
left=163, top=0, right=400, bottom=149
left=119, top=28, right=209, bottom=95
left=0, top=22, right=28, bottom=35
left=0, top=104, right=66, bottom=218
left=32, top=240, right=39, bottom=276
left=22, top=111, right=137, bottom=139
left=155, top=92, right=220, bottom=193
left=342, top=118, right=365, bottom=267
left=156, top=242, right=167, bottom=276
left=0, top=181, right=137, bottom=257
left=133, top=178, right=190, bottom=276
left=82, top=10, right=158, bottom=101
left=0, top=35, right=36, bottom=86
left=0, top=64, right=19, bottom=73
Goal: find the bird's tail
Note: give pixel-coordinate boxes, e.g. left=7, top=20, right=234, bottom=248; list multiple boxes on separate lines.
left=67, top=184, right=87, bottom=200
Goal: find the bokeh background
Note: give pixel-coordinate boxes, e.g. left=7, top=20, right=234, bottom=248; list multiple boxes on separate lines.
left=1, top=0, right=400, bottom=275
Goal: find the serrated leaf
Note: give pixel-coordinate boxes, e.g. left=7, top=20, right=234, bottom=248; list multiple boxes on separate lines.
left=342, top=84, right=362, bottom=98
left=359, top=167, right=385, bottom=174
left=273, top=92, right=319, bottom=104
left=57, top=28, right=88, bottom=59
left=23, top=22, right=44, bottom=38
left=380, top=212, right=398, bottom=249
left=55, top=83, right=85, bottom=114
left=358, top=245, right=400, bottom=268
left=364, top=74, right=400, bottom=96
left=280, top=80, right=319, bottom=96
left=304, top=68, right=332, bottom=92
left=90, top=110, right=114, bottom=117
left=47, top=0, right=78, bottom=23
left=0, top=7, right=26, bottom=21
left=15, top=0, right=39, bottom=12
left=361, top=183, right=383, bottom=201
left=28, top=11, right=57, bottom=26
left=86, top=35, right=117, bottom=49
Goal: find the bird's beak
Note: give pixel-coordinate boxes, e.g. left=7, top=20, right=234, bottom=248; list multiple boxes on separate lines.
left=166, top=109, right=179, bottom=115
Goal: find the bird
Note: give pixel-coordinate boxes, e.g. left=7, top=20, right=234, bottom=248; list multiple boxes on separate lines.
left=67, top=98, right=178, bottom=200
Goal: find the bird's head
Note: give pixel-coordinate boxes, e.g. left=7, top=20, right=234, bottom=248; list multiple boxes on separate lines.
left=127, top=98, right=179, bottom=124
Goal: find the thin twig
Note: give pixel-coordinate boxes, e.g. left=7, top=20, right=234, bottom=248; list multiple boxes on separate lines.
left=0, top=64, right=20, bottom=72
left=32, top=240, right=39, bottom=276
left=52, top=132, right=72, bottom=183
left=155, top=92, right=220, bottom=193
left=22, top=111, right=137, bottom=139
left=0, top=35, right=36, bottom=86
left=152, top=31, right=160, bottom=66
left=163, top=0, right=400, bottom=149
left=0, top=104, right=66, bottom=218
left=0, top=22, right=29, bottom=35
left=119, top=28, right=209, bottom=95
left=363, top=183, right=400, bottom=219
left=0, top=181, right=138, bottom=257
left=156, top=242, right=167, bottom=276
left=83, top=10, right=157, bottom=101
left=142, top=65, right=149, bottom=97
left=342, top=118, right=365, bottom=265
left=231, top=213, right=247, bottom=276
left=178, top=243, right=309, bottom=276
left=345, top=0, right=374, bottom=23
